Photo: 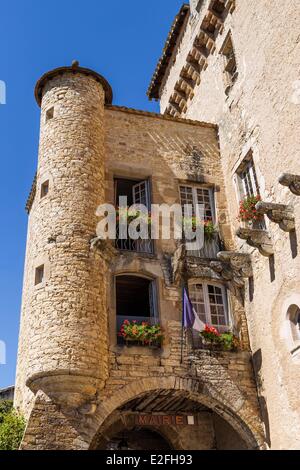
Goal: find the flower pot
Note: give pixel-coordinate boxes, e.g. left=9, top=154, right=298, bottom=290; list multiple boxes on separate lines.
left=124, top=338, right=141, bottom=346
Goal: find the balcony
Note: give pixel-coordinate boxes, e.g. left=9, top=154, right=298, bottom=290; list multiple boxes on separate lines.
left=186, top=234, right=221, bottom=259
left=115, top=178, right=154, bottom=255
left=188, top=328, right=239, bottom=353
left=115, top=225, right=154, bottom=254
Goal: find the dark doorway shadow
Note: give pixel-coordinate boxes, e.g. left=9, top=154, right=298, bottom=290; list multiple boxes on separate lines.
left=258, top=396, right=271, bottom=448
left=248, top=276, right=254, bottom=302
left=252, top=349, right=271, bottom=447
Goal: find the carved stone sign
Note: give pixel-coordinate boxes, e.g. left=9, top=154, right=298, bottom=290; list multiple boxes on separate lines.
left=134, top=414, right=196, bottom=426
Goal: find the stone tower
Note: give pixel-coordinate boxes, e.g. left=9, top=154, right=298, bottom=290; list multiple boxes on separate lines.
left=15, top=63, right=113, bottom=422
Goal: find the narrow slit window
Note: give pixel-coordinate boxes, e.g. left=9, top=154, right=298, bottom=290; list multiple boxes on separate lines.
left=41, top=180, right=49, bottom=198
left=46, top=107, right=54, bottom=122
left=220, top=32, right=238, bottom=95
left=196, top=1, right=203, bottom=13
left=35, top=265, right=44, bottom=286
left=236, top=151, right=266, bottom=230
left=190, top=0, right=204, bottom=14
left=288, top=305, right=300, bottom=347
left=237, top=156, right=260, bottom=198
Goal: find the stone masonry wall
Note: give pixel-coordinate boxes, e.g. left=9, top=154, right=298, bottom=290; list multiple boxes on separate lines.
left=104, top=106, right=250, bottom=349
left=22, top=320, right=264, bottom=449
left=159, top=0, right=300, bottom=449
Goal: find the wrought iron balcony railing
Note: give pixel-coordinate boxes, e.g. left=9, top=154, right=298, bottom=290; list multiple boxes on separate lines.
left=187, top=234, right=221, bottom=259
left=189, top=328, right=237, bottom=352
left=115, top=224, right=154, bottom=254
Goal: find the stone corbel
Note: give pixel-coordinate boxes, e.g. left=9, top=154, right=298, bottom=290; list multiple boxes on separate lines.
left=174, top=88, right=188, bottom=101
left=90, top=237, right=118, bottom=264
left=161, top=255, right=173, bottom=287
left=169, top=100, right=182, bottom=114
left=255, top=201, right=295, bottom=232
left=162, top=243, right=186, bottom=287
left=225, top=0, right=236, bottom=14
left=172, top=243, right=186, bottom=286
left=217, top=251, right=253, bottom=278
left=236, top=228, right=274, bottom=257
left=279, top=173, right=300, bottom=196
left=210, top=251, right=252, bottom=292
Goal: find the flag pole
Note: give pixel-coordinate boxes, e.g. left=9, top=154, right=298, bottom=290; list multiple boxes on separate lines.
left=185, top=281, right=194, bottom=351
left=180, top=281, right=185, bottom=365
left=180, top=231, right=187, bottom=365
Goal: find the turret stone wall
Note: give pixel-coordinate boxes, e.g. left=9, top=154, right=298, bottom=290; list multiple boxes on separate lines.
left=15, top=68, right=111, bottom=419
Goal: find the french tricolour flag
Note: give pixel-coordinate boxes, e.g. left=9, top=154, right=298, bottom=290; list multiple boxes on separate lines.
left=183, top=288, right=206, bottom=333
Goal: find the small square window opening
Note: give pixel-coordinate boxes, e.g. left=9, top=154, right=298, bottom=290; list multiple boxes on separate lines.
left=46, top=107, right=54, bottom=122
left=41, top=180, right=49, bottom=199
left=35, top=265, right=44, bottom=286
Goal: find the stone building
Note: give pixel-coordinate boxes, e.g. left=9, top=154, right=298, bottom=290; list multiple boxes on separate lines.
left=14, top=1, right=299, bottom=450
left=147, top=0, right=300, bottom=449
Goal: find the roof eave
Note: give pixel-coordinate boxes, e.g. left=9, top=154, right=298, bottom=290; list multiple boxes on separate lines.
left=147, top=4, right=190, bottom=101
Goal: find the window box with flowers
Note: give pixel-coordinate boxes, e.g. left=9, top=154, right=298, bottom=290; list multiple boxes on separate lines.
left=183, top=217, right=220, bottom=258
left=118, top=320, right=163, bottom=348
left=183, top=217, right=218, bottom=239
left=200, top=325, right=239, bottom=352
left=238, top=195, right=264, bottom=228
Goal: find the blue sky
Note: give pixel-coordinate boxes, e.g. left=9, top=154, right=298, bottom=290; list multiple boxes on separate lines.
left=0, top=0, right=183, bottom=388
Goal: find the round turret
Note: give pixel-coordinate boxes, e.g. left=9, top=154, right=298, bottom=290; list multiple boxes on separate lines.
left=15, top=63, right=112, bottom=412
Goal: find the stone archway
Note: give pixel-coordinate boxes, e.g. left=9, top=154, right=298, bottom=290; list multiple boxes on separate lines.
left=89, top=376, right=265, bottom=450
left=107, top=428, right=172, bottom=450
left=93, top=414, right=174, bottom=450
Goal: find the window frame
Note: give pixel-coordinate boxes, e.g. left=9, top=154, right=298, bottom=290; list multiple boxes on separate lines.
left=114, top=274, right=160, bottom=345
left=288, top=305, right=300, bottom=349
left=40, top=180, right=49, bottom=199
left=132, top=180, right=151, bottom=209
left=45, top=106, right=54, bottom=123
left=35, top=265, right=44, bottom=286
left=190, top=0, right=204, bottom=15
left=115, top=275, right=159, bottom=318
left=220, top=32, right=238, bottom=95
left=179, top=183, right=216, bottom=224
left=235, top=153, right=266, bottom=230
left=237, top=157, right=260, bottom=199
left=114, top=177, right=152, bottom=207
left=114, top=177, right=154, bottom=254
left=189, top=280, right=231, bottom=331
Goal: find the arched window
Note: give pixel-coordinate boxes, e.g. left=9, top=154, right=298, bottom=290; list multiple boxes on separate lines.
left=189, top=282, right=230, bottom=332
left=288, top=305, right=300, bottom=348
